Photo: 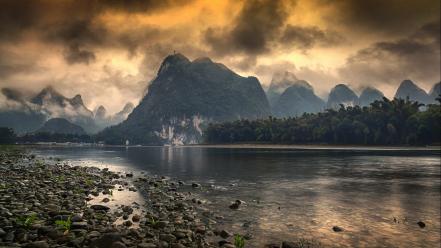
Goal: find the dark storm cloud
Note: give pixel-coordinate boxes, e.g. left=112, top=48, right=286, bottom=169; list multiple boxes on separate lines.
left=280, top=25, right=344, bottom=51
left=319, top=0, right=440, bottom=34
left=0, top=0, right=191, bottom=62
left=63, top=44, right=96, bottom=65
left=204, top=0, right=292, bottom=56
left=339, top=20, right=440, bottom=88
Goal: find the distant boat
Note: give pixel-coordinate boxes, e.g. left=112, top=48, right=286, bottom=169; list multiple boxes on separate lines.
left=125, top=140, right=130, bottom=146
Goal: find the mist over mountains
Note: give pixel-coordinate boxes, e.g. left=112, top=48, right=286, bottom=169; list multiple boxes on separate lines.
left=0, top=53, right=439, bottom=144
left=0, top=86, right=133, bottom=134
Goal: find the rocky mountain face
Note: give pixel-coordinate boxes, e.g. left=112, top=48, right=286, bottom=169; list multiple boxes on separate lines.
left=266, top=71, right=299, bottom=107
left=98, top=53, right=270, bottom=145
left=429, top=82, right=441, bottom=103
left=359, top=87, right=384, bottom=107
left=327, top=84, right=359, bottom=109
left=272, top=80, right=325, bottom=117
left=394, top=80, right=431, bottom=104
left=36, top=118, right=86, bottom=135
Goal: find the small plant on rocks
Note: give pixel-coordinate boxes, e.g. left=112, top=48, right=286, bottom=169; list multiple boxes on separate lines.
left=16, top=213, right=38, bottom=229
left=55, top=215, right=72, bottom=235
left=234, top=234, right=245, bottom=248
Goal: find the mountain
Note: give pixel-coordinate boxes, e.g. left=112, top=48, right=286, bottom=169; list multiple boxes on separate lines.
left=94, top=105, right=107, bottom=120
left=266, top=71, right=299, bottom=107
left=272, top=80, right=325, bottom=117
left=98, top=53, right=270, bottom=145
left=429, top=82, right=441, bottom=103
left=327, top=84, right=359, bottom=108
left=30, top=86, right=98, bottom=133
left=35, top=118, right=86, bottom=135
left=394, top=80, right=430, bottom=104
left=111, top=102, right=134, bottom=123
left=0, top=86, right=101, bottom=134
left=0, top=88, right=47, bottom=134
left=359, top=87, right=385, bottom=107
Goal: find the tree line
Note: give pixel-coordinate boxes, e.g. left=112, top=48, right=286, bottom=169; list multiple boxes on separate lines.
left=204, top=97, right=441, bottom=145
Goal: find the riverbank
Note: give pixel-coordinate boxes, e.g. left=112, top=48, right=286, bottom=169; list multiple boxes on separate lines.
left=0, top=146, right=227, bottom=248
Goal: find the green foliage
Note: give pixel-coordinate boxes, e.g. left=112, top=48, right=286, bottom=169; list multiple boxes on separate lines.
left=16, top=213, right=37, bottom=229
left=234, top=234, right=245, bottom=248
left=19, top=132, right=93, bottom=143
left=205, top=98, right=441, bottom=146
left=55, top=216, right=72, bottom=233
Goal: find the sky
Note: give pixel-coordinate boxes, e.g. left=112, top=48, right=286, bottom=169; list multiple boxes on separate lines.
left=0, top=0, right=440, bottom=113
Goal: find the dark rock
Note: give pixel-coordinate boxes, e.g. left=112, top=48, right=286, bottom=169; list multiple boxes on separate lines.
left=220, top=230, right=232, bottom=239
left=90, top=205, right=110, bottom=211
left=89, top=233, right=122, bottom=248
left=282, top=241, right=297, bottom=248
left=25, top=241, right=50, bottom=248
left=332, top=226, right=343, bottom=232
left=192, top=183, right=200, bottom=188
left=417, top=221, right=426, bottom=228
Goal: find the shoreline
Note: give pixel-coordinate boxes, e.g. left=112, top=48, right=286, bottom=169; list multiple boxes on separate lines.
left=18, top=142, right=441, bottom=151
left=0, top=147, right=230, bottom=247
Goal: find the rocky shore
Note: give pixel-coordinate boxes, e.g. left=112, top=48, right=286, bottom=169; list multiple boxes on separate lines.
left=0, top=146, right=326, bottom=248
left=0, top=147, right=234, bottom=248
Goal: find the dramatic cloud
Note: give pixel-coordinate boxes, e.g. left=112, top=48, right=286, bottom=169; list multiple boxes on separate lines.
left=317, top=0, right=440, bottom=35
left=63, top=44, right=96, bottom=65
left=280, top=25, right=344, bottom=51
left=0, top=0, right=439, bottom=111
left=339, top=20, right=441, bottom=92
left=204, top=0, right=292, bottom=56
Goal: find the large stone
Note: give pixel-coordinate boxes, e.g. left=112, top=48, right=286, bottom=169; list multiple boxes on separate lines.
left=90, top=205, right=110, bottom=211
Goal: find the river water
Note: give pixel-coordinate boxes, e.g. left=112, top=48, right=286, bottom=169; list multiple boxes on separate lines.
left=31, top=145, right=440, bottom=247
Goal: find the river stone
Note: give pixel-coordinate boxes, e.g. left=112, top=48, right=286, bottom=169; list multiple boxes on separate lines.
left=89, top=233, right=122, bottom=248
left=417, top=221, right=426, bottom=228
left=282, top=241, right=297, bottom=248
left=138, top=243, right=157, bottom=248
left=332, top=226, right=344, bottom=232
left=111, top=241, right=127, bottom=248
left=90, top=205, right=110, bottom=211
left=25, top=241, right=50, bottom=248
left=220, top=230, right=232, bottom=239
left=160, top=233, right=176, bottom=242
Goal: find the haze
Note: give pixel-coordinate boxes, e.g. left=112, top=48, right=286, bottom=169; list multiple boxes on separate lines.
left=0, top=0, right=439, bottom=113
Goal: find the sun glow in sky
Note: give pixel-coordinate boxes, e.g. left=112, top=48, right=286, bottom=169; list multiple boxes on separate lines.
left=0, top=0, right=439, bottom=112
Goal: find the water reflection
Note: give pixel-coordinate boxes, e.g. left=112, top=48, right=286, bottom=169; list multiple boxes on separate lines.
left=32, top=146, right=440, bottom=247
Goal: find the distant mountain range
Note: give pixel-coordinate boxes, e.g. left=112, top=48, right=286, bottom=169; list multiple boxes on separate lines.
left=0, top=86, right=133, bottom=134
left=0, top=53, right=439, bottom=143
left=267, top=72, right=439, bottom=117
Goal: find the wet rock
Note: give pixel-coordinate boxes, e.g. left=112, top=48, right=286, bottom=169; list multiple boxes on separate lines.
left=89, top=233, right=122, bottom=248
left=138, top=243, right=157, bottom=248
left=220, top=230, right=232, bottom=239
left=102, top=198, right=110, bottom=203
left=282, top=241, right=297, bottom=248
left=332, top=226, right=344, bottom=232
left=25, top=241, right=50, bottom=248
left=71, top=221, right=88, bottom=229
left=160, top=233, right=176, bottom=242
left=0, top=227, right=5, bottom=236
left=111, top=241, right=127, bottom=248
left=90, top=205, right=110, bottom=211
left=126, top=173, right=133, bottom=177
left=229, top=202, right=240, bottom=210
left=417, top=221, right=426, bottom=228
left=191, top=183, right=200, bottom=188
left=132, top=214, right=141, bottom=222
